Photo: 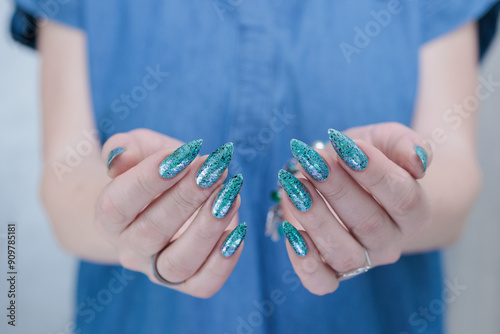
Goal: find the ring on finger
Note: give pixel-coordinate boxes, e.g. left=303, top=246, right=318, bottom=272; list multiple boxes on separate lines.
left=336, top=247, right=372, bottom=281
left=151, top=249, right=185, bottom=287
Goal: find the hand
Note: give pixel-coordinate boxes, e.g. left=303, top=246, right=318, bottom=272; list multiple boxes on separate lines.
left=279, top=122, right=433, bottom=295
left=94, top=129, right=245, bottom=298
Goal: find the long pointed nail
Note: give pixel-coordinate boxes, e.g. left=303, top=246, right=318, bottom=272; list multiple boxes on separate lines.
left=328, top=129, right=368, bottom=171
left=159, top=139, right=203, bottom=178
left=283, top=221, right=307, bottom=257
left=290, top=139, right=329, bottom=181
left=278, top=169, right=312, bottom=212
left=212, top=174, right=243, bottom=219
left=196, top=142, right=234, bottom=188
left=415, top=145, right=428, bottom=172
left=107, top=147, right=125, bottom=169
left=221, top=223, right=247, bottom=257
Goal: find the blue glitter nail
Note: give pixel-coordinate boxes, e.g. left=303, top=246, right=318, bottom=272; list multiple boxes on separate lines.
left=290, top=139, right=329, bottom=181
left=221, top=223, right=247, bottom=257
left=107, top=147, right=125, bottom=169
left=283, top=221, right=308, bottom=257
left=159, top=139, right=203, bottom=178
left=328, top=129, right=368, bottom=171
left=415, top=145, right=428, bottom=172
left=196, top=142, right=234, bottom=188
left=212, top=174, right=243, bottom=219
left=278, top=169, right=312, bottom=212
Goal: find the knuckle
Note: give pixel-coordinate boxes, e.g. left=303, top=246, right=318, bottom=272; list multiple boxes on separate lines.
left=393, top=183, right=422, bottom=217
left=351, top=209, right=387, bottom=239
left=322, top=179, right=350, bottom=202
left=127, top=216, right=168, bottom=254
left=133, top=173, right=157, bottom=198
left=334, top=250, right=365, bottom=273
left=95, top=191, right=126, bottom=227
left=162, top=254, right=195, bottom=281
left=368, top=160, right=393, bottom=188
left=171, top=185, right=199, bottom=213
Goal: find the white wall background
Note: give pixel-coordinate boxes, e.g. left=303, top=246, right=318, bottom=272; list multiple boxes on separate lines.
left=0, top=1, right=498, bottom=333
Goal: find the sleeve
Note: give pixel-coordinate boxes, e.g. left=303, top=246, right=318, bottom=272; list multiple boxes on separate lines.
left=420, top=0, right=500, bottom=59
left=10, top=0, right=84, bottom=49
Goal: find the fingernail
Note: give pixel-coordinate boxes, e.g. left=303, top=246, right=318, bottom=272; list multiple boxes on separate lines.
left=107, top=147, right=125, bottom=169
left=196, top=142, right=234, bottom=188
left=212, top=174, right=243, bottom=219
left=278, top=169, right=312, bottom=212
left=328, top=129, right=368, bottom=171
left=159, top=139, right=203, bottom=178
left=221, top=223, right=247, bottom=257
left=415, top=145, right=428, bottom=172
left=283, top=221, right=308, bottom=257
left=290, top=139, right=329, bottom=181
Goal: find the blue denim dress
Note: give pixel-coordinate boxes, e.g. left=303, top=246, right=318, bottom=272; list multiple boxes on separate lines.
left=11, top=0, right=499, bottom=333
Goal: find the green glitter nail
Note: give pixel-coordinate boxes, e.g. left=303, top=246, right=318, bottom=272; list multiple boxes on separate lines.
left=159, top=139, right=203, bottom=178
left=328, top=129, right=368, bottom=171
left=107, top=147, right=125, bottom=169
left=221, top=223, right=247, bottom=257
left=212, top=174, right=243, bottom=219
left=283, top=221, right=308, bottom=257
left=415, top=145, right=428, bottom=172
left=290, top=139, right=329, bottom=181
left=196, top=142, right=234, bottom=188
left=278, top=169, right=312, bottom=212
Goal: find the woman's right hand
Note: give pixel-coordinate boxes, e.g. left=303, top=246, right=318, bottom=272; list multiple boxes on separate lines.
left=94, top=129, right=245, bottom=298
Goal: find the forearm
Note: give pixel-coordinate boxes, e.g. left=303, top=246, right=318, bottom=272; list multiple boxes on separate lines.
left=41, top=156, right=119, bottom=263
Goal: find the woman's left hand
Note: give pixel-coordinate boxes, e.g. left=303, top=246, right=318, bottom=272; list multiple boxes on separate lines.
left=279, top=122, right=433, bottom=295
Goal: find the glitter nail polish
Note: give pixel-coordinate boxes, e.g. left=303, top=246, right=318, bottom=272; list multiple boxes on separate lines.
left=159, top=139, right=203, bottom=178
left=278, top=169, right=312, bottom=212
left=196, top=142, right=234, bottom=188
left=221, top=223, right=247, bottom=257
left=107, top=147, right=125, bottom=169
left=282, top=221, right=308, bottom=257
left=415, top=145, right=428, bottom=172
left=328, top=129, right=368, bottom=171
left=290, top=139, right=329, bottom=181
left=212, top=174, right=243, bottom=219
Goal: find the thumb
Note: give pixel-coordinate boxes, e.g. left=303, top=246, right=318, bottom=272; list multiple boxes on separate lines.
left=102, top=128, right=184, bottom=178
left=345, top=122, right=433, bottom=179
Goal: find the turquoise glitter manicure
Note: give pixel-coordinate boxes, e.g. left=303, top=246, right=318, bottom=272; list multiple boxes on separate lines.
left=278, top=169, right=312, bottom=212
left=107, top=147, right=125, bottom=169
left=282, top=221, right=308, bottom=257
left=159, top=139, right=203, bottom=178
left=290, top=139, right=329, bottom=181
left=328, top=129, right=368, bottom=171
left=221, top=223, right=247, bottom=257
left=196, top=142, right=234, bottom=188
left=212, top=174, right=243, bottom=219
left=415, top=145, right=428, bottom=172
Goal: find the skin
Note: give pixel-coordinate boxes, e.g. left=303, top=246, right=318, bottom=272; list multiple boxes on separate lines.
left=38, top=19, right=481, bottom=297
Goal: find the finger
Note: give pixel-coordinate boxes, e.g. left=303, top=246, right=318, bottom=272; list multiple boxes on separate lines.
left=153, top=179, right=242, bottom=282
left=283, top=227, right=339, bottom=296
left=278, top=170, right=367, bottom=273
left=345, top=123, right=433, bottom=178
left=329, top=133, right=431, bottom=236
left=119, top=147, right=234, bottom=254
left=291, top=140, right=402, bottom=265
left=157, top=226, right=246, bottom=298
left=95, top=139, right=203, bottom=235
left=102, top=128, right=183, bottom=177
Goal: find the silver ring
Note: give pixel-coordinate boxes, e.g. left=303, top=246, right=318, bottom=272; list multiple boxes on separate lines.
left=151, top=251, right=185, bottom=286
left=337, top=247, right=372, bottom=281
